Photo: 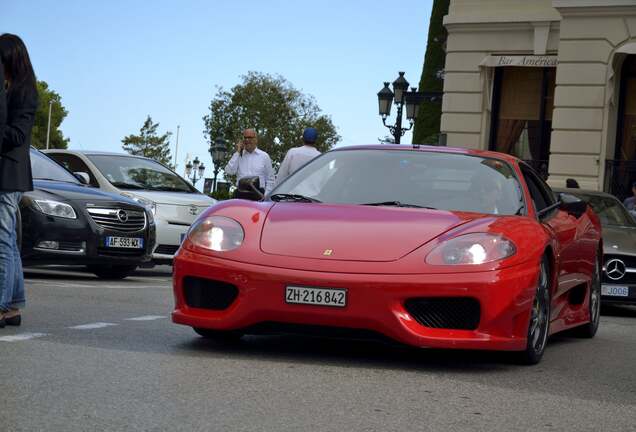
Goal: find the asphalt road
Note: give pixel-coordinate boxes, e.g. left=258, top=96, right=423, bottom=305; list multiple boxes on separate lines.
left=1, top=266, right=635, bottom=432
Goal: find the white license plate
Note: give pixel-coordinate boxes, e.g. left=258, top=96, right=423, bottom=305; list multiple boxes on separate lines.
left=285, top=286, right=347, bottom=308
left=105, top=236, right=144, bottom=249
left=601, top=285, right=630, bottom=297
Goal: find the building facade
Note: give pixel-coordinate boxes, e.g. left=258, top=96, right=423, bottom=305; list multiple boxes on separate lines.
left=441, top=0, right=636, bottom=197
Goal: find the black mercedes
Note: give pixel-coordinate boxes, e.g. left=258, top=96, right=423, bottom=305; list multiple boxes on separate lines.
left=19, top=148, right=156, bottom=279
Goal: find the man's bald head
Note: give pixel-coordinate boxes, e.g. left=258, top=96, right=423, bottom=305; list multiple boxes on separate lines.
left=243, top=128, right=258, bottom=153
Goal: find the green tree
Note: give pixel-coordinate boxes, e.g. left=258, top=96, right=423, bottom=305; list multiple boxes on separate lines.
left=412, top=0, right=450, bottom=145
left=203, top=71, right=340, bottom=182
left=122, top=116, right=173, bottom=166
left=31, top=81, right=70, bottom=149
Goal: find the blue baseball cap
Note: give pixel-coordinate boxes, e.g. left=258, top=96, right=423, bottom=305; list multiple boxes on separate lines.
left=303, top=127, right=318, bottom=143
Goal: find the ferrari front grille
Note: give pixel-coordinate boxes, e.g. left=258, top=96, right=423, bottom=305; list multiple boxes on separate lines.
left=404, top=297, right=480, bottom=330
left=183, top=277, right=238, bottom=310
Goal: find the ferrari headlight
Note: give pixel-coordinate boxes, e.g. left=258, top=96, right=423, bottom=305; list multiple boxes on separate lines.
left=187, top=216, right=244, bottom=252
left=34, top=200, right=77, bottom=219
left=426, top=233, right=516, bottom=265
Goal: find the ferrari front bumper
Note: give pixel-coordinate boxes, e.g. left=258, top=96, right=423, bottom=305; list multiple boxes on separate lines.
left=172, top=250, right=539, bottom=351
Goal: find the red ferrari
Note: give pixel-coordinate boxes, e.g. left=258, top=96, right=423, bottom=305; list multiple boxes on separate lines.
left=172, top=145, right=602, bottom=364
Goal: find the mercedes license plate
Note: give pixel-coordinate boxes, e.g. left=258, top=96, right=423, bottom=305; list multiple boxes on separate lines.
left=601, top=285, right=629, bottom=297
left=285, top=286, right=347, bottom=308
left=105, top=236, right=144, bottom=249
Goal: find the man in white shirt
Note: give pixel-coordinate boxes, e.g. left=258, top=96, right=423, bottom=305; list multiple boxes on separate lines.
left=225, top=128, right=275, bottom=196
left=276, top=127, right=321, bottom=186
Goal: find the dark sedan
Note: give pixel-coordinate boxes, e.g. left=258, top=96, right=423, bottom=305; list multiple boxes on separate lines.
left=555, top=188, right=636, bottom=305
left=19, top=149, right=156, bottom=279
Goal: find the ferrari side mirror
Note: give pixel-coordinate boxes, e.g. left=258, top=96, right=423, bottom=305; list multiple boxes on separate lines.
left=558, top=193, right=587, bottom=218
left=235, top=176, right=264, bottom=201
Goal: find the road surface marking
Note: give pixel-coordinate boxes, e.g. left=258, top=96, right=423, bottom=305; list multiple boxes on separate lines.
left=124, top=315, right=167, bottom=321
left=0, top=333, right=47, bottom=342
left=69, top=322, right=118, bottom=330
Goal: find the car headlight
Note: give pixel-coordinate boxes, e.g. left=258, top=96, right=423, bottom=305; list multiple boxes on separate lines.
left=187, top=216, right=244, bottom=252
left=425, top=233, right=516, bottom=265
left=146, top=208, right=155, bottom=225
left=34, top=200, right=77, bottom=219
left=121, top=193, right=156, bottom=216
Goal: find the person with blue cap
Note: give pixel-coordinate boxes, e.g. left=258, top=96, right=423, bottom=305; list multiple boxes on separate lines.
left=275, top=127, right=321, bottom=186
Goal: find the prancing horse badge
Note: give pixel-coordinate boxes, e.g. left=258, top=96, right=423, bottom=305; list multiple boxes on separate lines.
left=323, top=249, right=333, bottom=256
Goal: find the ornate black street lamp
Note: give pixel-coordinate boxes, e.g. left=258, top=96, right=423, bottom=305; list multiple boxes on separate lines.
left=209, top=136, right=228, bottom=193
left=377, top=71, right=427, bottom=144
left=185, top=156, right=205, bottom=186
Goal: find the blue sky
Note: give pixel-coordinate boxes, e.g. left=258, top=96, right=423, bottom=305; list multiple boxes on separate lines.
left=3, top=0, right=432, bottom=186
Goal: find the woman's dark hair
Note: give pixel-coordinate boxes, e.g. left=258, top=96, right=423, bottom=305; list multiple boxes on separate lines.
left=0, top=33, right=36, bottom=90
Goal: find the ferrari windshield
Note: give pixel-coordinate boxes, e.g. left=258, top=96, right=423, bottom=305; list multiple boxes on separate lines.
left=271, top=149, right=524, bottom=215
left=88, top=154, right=195, bottom=192
left=578, top=194, right=636, bottom=227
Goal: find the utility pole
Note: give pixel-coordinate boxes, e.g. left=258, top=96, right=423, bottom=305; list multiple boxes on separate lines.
left=45, top=100, right=53, bottom=149
left=173, top=125, right=180, bottom=170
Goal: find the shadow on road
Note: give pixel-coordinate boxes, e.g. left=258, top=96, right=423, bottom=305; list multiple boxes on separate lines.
left=24, top=265, right=173, bottom=280
left=173, top=331, right=561, bottom=373
left=601, top=304, right=636, bottom=318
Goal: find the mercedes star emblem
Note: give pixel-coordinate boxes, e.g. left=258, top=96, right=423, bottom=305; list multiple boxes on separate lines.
left=116, top=209, right=129, bottom=223
left=605, top=258, right=626, bottom=281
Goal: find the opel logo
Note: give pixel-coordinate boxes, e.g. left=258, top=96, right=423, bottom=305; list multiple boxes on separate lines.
left=189, top=205, right=198, bottom=216
left=605, top=258, right=626, bottom=281
left=116, top=209, right=129, bottom=223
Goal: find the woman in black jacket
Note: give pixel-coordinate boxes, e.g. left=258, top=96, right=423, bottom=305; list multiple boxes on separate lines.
left=0, top=34, right=37, bottom=328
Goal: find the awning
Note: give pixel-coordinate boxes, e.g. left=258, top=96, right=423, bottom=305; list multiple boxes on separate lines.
left=480, top=55, right=557, bottom=68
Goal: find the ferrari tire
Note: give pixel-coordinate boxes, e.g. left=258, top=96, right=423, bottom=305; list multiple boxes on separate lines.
left=573, top=253, right=601, bottom=338
left=88, top=265, right=138, bottom=280
left=517, top=256, right=551, bottom=365
left=193, top=327, right=244, bottom=342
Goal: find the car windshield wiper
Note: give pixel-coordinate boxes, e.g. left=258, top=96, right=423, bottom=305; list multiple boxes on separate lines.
left=149, top=186, right=190, bottom=192
left=362, top=201, right=434, bottom=209
left=270, top=193, right=322, bottom=203
left=111, top=181, right=145, bottom=190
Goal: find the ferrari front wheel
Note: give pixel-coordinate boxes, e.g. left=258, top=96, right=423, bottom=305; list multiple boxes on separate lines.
left=517, top=256, right=551, bottom=365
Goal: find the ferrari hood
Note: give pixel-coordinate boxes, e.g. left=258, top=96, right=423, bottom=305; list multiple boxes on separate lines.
left=260, top=203, right=474, bottom=261
left=602, top=226, right=636, bottom=255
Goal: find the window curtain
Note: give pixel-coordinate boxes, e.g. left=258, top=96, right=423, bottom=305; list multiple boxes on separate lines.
left=494, top=67, right=548, bottom=160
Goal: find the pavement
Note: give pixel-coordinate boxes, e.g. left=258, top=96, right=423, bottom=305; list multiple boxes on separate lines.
left=1, top=266, right=636, bottom=432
